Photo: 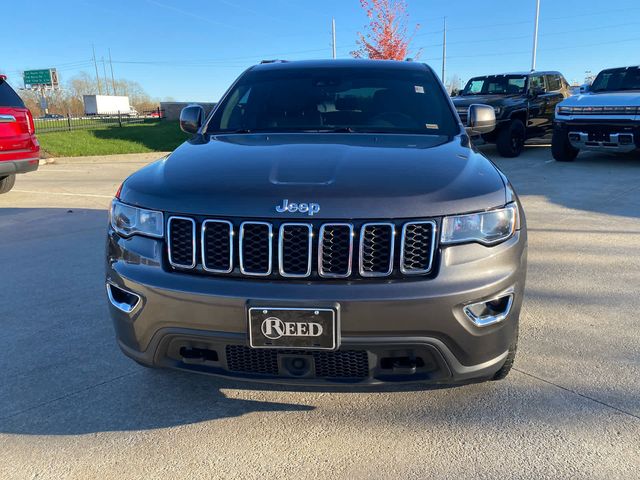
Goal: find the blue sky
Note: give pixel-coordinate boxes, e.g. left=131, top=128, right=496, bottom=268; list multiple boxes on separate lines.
left=2, top=0, right=639, bottom=101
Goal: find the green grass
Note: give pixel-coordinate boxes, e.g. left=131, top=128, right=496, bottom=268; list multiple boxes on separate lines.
left=38, top=121, right=189, bottom=157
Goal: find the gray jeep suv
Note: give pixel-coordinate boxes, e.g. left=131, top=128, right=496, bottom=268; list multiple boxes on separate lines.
left=106, top=60, right=527, bottom=386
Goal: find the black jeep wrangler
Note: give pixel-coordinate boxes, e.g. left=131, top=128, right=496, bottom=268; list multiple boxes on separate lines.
left=453, top=71, right=570, bottom=157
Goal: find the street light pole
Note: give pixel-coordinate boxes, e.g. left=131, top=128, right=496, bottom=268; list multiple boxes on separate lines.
left=442, top=17, right=447, bottom=84
left=531, top=0, right=540, bottom=72
left=331, top=18, right=337, bottom=59
left=92, top=45, right=102, bottom=95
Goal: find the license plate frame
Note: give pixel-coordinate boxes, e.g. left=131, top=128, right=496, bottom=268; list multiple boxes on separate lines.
left=248, top=307, right=338, bottom=351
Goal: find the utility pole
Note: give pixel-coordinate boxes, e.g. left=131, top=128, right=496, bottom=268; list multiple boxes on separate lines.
left=331, top=18, right=337, bottom=59
left=442, top=17, right=447, bottom=84
left=109, top=48, right=116, bottom=95
left=92, top=45, right=102, bottom=95
left=531, top=0, right=540, bottom=72
left=101, top=57, right=110, bottom=95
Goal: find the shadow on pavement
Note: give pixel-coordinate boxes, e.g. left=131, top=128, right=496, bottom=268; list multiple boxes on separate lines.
left=481, top=143, right=640, bottom=220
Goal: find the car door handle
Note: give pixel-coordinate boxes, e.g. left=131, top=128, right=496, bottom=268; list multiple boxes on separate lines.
left=0, top=114, right=16, bottom=123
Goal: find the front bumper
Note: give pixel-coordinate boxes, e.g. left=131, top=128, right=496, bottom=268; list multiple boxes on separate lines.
left=106, top=227, right=527, bottom=386
left=554, top=119, right=640, bottom=153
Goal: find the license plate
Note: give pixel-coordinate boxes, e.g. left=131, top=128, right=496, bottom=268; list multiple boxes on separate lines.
left=248, top=307, right=338, bottom=350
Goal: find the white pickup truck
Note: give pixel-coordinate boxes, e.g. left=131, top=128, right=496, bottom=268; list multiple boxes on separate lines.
left=552, top=66, right=640, bottom=161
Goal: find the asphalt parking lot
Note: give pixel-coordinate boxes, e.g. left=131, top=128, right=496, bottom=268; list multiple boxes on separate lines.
left=0, top=145, right=639, bottom=479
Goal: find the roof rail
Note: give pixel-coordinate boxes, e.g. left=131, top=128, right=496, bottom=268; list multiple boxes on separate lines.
left=259, top=59, right=289, bottom=64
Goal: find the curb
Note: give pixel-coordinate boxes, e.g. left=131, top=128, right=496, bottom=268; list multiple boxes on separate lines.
left=38, top=152, right=171, bottom=166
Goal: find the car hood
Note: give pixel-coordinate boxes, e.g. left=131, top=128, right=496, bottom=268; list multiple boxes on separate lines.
left=120, top=133, right=507, bottom=219
left=560, top=91, right=640, bottom=107
left=452, top=94, right=521, bottom=108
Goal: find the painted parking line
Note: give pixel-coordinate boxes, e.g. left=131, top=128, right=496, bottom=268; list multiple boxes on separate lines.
left=12, top=189, right=113, bottom=199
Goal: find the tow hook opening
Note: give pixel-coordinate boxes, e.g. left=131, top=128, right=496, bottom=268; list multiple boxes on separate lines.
left=179, top=347, right=219, bottom=364
left=380, top=356, right=426, bottom=375
left=106, top=283, right=141, bottom=314
left=463, top=289, right=514, bottom=327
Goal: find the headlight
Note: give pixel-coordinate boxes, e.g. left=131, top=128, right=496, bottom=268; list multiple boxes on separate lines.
left=557, top=106, right=572, bottom=115
left=110, top=199, right=164, bottom=238
left=441, top=203, right=518, bottom=246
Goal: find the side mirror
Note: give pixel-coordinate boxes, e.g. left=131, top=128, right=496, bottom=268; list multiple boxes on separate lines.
left=180, top=104, right=205, bottom=134
left=580, top=84, right=589, bottom=94
left=466, top=104, right=496, bottom=135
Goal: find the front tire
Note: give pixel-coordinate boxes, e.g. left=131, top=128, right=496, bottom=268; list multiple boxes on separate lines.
left=0, top=174, right=16, bottom=194
left=492, top=337, right=517, bottom=381
left=552, top=129, right=579, bottom=162
left=496, top=119, right=526, bottom=158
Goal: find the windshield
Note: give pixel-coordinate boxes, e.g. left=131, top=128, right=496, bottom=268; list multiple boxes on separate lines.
left=461, top=75, right=527, bottom=96
left=591, top=67, right=640, bottom=92
left=207, top=66, right=458, bottom=136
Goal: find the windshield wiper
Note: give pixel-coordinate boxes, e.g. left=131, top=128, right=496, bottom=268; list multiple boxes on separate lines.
left=298, top=127, right=356, bottom=133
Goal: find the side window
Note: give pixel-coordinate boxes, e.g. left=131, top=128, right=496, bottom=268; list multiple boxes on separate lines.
left=546, top=75, right=561, bottom=91
left=467, top=80, right=484, bottom=94
left=529, top=75, right=545, bottom=92
left=0, top=81, right=26, bottom=108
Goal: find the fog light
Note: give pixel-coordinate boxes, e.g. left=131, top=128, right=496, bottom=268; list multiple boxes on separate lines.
left=106, top=282, right=141, bottom=314
left=463, top=289, right=514, bottom=327
left=618, top=134, right=633, bottom=145
left=568, top=133, right=581, bottom=142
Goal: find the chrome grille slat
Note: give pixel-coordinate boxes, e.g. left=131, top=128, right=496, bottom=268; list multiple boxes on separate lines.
left=167, top=216, right=197, bottom=269
left=400, top=220, right=437, bottom=274
left=239, top=222, right=273, bottom=276
left=359, top=223, right=395, bottom=277
left=201, top=220, right=233, bottom=273
left=167, top=217, right=436, bottom=279
left=318, top=223, right=353, bottom=278
left=278, top=223, right=313, bottom=277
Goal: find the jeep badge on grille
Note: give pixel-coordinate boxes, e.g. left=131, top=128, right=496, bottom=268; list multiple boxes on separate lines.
left=275, top=199, right=320, bottom=216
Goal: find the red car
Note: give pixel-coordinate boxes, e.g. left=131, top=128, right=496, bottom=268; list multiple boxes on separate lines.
left=0, top=74, right=39, bottom=194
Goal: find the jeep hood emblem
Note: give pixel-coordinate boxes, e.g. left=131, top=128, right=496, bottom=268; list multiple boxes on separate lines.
left=275, top=199, right=320, bottom=216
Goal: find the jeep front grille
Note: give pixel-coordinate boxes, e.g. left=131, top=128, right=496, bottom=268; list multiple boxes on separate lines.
left=167, top=217, right=196, bottom=268
left=359, top=223, right=395, bottom=277
left=318, top=224, right=353, bottom=278
left=166, top=216, right=437, bottom=280
left=400, top=221, right=437, bottom=274
left=239, top=222, right=272, bottom=276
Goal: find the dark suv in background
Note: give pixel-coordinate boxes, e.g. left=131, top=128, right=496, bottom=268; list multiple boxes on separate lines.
left=106, top=60, right=527, bottom=387
left=0, top=75, right=39, bottom=194
left=453, top=71, right=570, bottom=157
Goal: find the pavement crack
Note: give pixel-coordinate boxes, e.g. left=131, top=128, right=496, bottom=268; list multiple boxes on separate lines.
left=513, top=367, right=640, bottom=421
left=0, top=370, right=140, bottom=423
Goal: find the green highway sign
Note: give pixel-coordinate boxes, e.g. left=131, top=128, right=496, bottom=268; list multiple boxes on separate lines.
left=24, top=68, right=58, bottom=88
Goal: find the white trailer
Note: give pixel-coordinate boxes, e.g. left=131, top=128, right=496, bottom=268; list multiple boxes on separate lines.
left=83, top=95, right=134, bottom=115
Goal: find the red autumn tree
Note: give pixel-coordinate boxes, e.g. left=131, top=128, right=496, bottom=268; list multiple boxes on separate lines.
left=351, top=0, right=419, bottom=60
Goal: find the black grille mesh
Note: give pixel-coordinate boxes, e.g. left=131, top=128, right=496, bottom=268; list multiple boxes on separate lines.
left=280, top=225, right=311, bottom=275
left=225, top=345, right=369, bottom=378
left=401, top=222, right=435, bottom=273
left=241, top=223, right=271, bottom=274
left=168, top=218, right=194, bottom=266
left=360, top=224, right=394, bottom=275
left=320, top=225, right=352, bottom=276
left=167, top=217, right=436, bottom=279
left=203, top=221, right=232, bottom=272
